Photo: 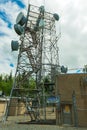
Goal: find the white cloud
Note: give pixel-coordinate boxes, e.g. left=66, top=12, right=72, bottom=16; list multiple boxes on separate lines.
left=57, top=0, right=87, bottom=69
left=0, top=1, right=22, bottom=74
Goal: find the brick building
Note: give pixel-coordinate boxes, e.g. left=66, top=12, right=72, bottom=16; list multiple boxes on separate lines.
left=55, top=73, right=87, bottom=127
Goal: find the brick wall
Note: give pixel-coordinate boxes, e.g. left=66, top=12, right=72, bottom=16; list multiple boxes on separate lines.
left=56, top=73, right=87, bottom=127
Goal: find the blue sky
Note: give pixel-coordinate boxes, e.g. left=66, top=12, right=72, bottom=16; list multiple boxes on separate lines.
left=0, top=0, right=26, bottom=30
left=0, top=0, right=26, bottom=8
left=0, top=10, right=12, bottom=29
left=0, top=0, right=27, bottom=74
left=0, top=0, right=87, bottom=74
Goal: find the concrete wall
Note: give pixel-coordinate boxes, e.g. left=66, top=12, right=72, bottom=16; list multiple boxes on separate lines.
left=55, top=73, right=87, bottom=127
left=0, top=98, right=26, bottom=116
left=0, top=101, right=7, bottom=116
left=8, top=99, right=26, bottom=116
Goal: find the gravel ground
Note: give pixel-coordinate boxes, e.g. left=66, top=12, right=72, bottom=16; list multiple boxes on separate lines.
left=0, top=116, right=87, bottom=130
left=0, top=123, right=87, bottom=130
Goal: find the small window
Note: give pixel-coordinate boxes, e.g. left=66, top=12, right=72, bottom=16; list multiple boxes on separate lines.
left=63, top=105, right=71, bottom=113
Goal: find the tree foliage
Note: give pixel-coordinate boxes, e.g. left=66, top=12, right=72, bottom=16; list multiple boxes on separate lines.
left=0, top=71, right=13, bottom=96
left=0, top=71, right=36, bottom=96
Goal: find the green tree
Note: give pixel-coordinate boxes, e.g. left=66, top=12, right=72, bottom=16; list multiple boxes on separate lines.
left=29, top=77, right=36, bottom=89
left=0, top=72, right=13, bottom=96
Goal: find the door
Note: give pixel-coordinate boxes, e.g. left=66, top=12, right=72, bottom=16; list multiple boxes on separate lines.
left=62, top=104, right=72, bottom=125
